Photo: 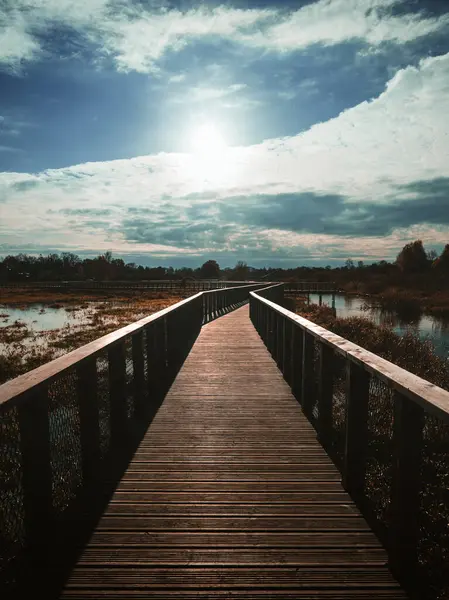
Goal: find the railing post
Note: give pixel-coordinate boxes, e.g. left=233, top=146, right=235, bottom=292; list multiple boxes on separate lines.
left=283, top=320, right=293, bottom=385
left=77, top=358, right=100, bottom=481
left=18, top=385, right=53, bottom=543
left=132, top=330, right=146, bottom=418
left=343, top=361, right=370, bottom=497
left=108, top=340, right=128, bottom=444
left=390, top=391, right=424, bottom=577
left=291, top=326, right=303, bottom=401
left=273, top=311, right=279, bottom=362
left=267, top=309, right=274, bottom=356
left=277, top=314, right=284, bottom=369
left=301, top=332, right=315, bottom=417
left=263, top=303, right=268, bottom=344
left=317, top=343, right=334, bottom=446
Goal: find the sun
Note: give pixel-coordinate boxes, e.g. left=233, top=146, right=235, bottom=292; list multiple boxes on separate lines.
left=184, top=120, right=233, bottom=187
left=190, top=122, right=227, bottom=156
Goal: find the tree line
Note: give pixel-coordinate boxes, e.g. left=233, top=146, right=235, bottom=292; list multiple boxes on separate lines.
left=0, top=240, right=448, bottom=285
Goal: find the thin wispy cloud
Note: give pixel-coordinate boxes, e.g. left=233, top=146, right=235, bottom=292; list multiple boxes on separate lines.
left=1, top=0, right=448, bottom=74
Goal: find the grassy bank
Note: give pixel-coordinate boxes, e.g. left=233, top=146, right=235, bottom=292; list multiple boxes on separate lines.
left=0, top=289, right=183, bottom=384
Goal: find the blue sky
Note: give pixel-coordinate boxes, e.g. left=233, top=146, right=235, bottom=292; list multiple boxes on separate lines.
left=1, top=0, right=449, bottom=267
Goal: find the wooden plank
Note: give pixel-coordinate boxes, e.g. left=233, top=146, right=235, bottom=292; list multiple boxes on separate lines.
left=87, top=530, right=383, bottom=547
left=77, top=547, right=387, bottom=566
left=65, top=566, right=401, bottom=588
left=61, top=592, right=405, bottom=599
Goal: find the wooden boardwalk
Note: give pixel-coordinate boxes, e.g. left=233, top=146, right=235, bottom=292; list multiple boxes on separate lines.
left=60, top=306, right=406, bottom=599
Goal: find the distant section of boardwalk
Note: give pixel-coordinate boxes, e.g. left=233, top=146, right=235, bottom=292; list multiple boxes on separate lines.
left=61, top=306, right=405, bottom=598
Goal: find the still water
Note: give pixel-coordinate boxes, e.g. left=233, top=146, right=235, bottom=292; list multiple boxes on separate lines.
left=308, top=293, right=449, bottom=360
left=0, top=304, right=94, bottom=331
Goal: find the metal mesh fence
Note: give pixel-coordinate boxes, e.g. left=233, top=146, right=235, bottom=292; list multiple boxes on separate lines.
left=418, top=413, right=449, bottom=599
left=364, top=376, right=394, bottom=527
left=329, top=351, right=346, bottom=467
left=142, top=331, right=149, bottom=401
left=311, top=338, right=320, bottom=424
left=48, top=368, right=83, bottom=512
left=124, top=337, right=134, bottom=420
left=96, top=352, right=111, bottom=459
left=0, top=405, right=25, bottom=580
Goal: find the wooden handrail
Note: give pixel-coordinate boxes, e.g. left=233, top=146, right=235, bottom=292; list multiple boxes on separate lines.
left=251, top=290, right=449, bottom=420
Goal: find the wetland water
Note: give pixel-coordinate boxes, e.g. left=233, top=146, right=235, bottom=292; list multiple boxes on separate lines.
left=309, top=293, right=449, bottom=360
left=0, top=303, right=94, bottom=330
left=1, top=295, right=449, bottom=360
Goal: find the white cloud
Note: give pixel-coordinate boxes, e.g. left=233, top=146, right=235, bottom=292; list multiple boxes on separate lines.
left=173, top=82, right=248, bottom=103
left=1, top=51, right=449, bottom=261
left=0, top=20, right=40, bottom=72
left=244, top=0, right=449, bottom=51
left=168, top=73, right=186, bottom=84
left=0, top=0, right=448, bottom=73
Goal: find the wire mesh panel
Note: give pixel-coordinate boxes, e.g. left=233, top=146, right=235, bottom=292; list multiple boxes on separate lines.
left=96, top=351, right=111, bottom=459
left=141, top=331, right=149, bottom=404
left=0, top=405, right=25, bottom=583
left=311, top=338, right=321, bottom=423
left=418, top=413, right=449, bottom=599
left=124, top=337, right=134, bottom=420
left=48, top=368, right=83, bottom=513
left=329, top=352, right=346, bottom=467
left=364, top=375, right=394, bottom=528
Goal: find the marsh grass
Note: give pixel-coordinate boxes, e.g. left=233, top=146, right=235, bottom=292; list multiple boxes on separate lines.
left=0, top=291, right=182, bottom=384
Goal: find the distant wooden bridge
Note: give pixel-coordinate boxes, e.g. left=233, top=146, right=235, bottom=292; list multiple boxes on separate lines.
left=0, top=279, right=338, bottom=295
left=1, top=283, right=448, bottom=599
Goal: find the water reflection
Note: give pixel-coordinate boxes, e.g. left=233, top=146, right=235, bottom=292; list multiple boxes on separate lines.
left=308, top=294, right=449, bottom=360
left=0, top=303, right=94, bottom=331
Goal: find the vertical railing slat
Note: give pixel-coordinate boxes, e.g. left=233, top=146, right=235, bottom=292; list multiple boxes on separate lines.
left=343, top=361, right=370, bottom=497
left=317, top=343, right=334, bottom=447
left=132, top=331, right=146, bottom=418
left=18, top=384, right=53, bottom=543
left=291, top=325, right=304, bottom=402
left=301, top=332, right=315, bottom=417
left=390, top=391, right=424, bottom=576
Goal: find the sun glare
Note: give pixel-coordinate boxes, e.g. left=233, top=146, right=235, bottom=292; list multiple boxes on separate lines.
left=190, top=122, right=227, bottom=156
left=185, top=120, right=234, bottom=187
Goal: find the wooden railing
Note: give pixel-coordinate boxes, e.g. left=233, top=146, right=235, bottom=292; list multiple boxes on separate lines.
left=284, top=281, right=337, bottom=293
left=0, top=283, right=267, bottom=590
left=0, top=280, right=262, bottom=292
left=250, top=284, right=449, bottom=597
